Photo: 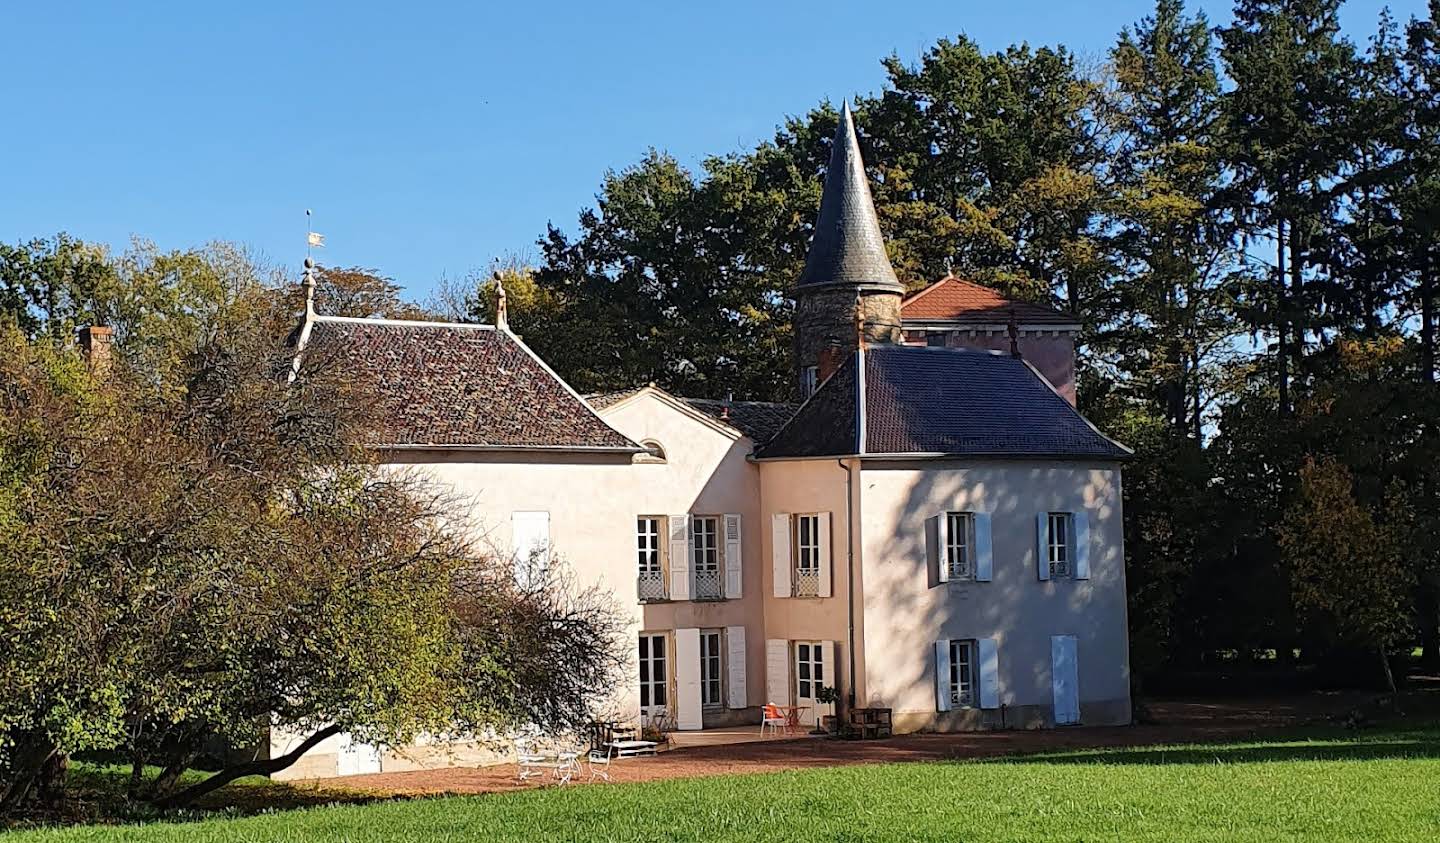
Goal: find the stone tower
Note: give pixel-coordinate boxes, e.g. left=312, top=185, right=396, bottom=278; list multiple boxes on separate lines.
left=792, top=101, right=904, bottom=397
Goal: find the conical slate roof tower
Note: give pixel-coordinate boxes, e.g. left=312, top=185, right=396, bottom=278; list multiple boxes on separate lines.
left=792, top=102, right=904, bottom=398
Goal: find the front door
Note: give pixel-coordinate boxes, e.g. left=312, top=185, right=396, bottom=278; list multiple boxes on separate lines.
left=793, top=641, right=825, bottom=727
left=639, top=633, right=670, bottom=726
left=1051, top=634, right=1080, bottom=725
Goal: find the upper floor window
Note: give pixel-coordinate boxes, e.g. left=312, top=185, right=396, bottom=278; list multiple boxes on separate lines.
left=800, top=365, right=818, bottom=399
left=793, top=514, right=821, bottom=597
left=692, top=516, right=722, bottom=599
left=926, top=331, right=947, bottom=347
left=945, top=512, right=974, bottom=580
left=1046, top=512, right=1073, bottom=579
left=637, top=516, right=665, bottom=601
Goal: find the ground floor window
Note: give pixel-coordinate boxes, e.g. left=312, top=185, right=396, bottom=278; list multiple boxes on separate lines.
left=700, top=629, right=723, bottom=707
left=949, top=639, right=976, bottom=708
left=795, top=641, right=824, bottom=700
left=639, top=634, right=667, bottom=714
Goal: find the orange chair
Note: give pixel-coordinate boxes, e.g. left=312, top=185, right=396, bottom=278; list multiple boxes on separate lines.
left=760, top=704, right=787, bottom=736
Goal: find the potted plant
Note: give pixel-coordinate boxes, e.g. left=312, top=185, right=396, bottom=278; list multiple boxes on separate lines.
left=816, top=685, right=840, bottom=734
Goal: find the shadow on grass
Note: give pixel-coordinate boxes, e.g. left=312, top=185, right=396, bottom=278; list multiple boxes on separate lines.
left=988, top=729, right=1440, bottom=767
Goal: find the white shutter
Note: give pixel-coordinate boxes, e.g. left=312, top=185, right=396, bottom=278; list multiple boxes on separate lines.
left=765, top=639, right=790, bottom=704
left=925, top=514, right=944, bottom=586
left=771, top=514, right=791, bottom=598
left=817, top=512, right=833, bottom=598
left=723, top=514, right=743, bottom=598
left=726, top=626, right=747, bottom=709
left=1073, top=511, right=1091, bottom=580
left=977, top=637, right=1000, bottom=709
left=934, top=640, right=952, bottom=712
left=669, top=515, right=691, bottom=601
left=511, top=511, right=550, bottom=589
left=674, top=628, right=703, bottom=730
left=1036, top=513, right=1051, bottom=581
left=821, top=640, right=839, bottom=702
left=974, top=512, right=993, bottom=582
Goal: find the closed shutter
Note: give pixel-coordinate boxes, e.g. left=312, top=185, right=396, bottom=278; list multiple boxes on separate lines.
left=674, top=628, right=703, bottom=730
left=771, top=514, right=791, bottom=598
left=974, top=512, right=993, bottom=582
left=765, top=639, right=790, bottom=704
left=934, top=640, right=952, bottom=712
left=820, top=640, right=839, bottom=701
left=724, top=514, right=743, bottom=598
left=1073, top=512, right=1091, bottom=579
left=669, top=515, right=691, bottom=601
left=1051, top=634, right=1080, bottom=725
left=925, top=514, right=945, bottom=586
left=726, top=626, right=747, bottom=709
left=511, top=511, right=550, bottom=589
left=817, top=512, right=833, bottom=597
left=1035, top=513, right=1050, bottom=581
left=977, top=637, right=1000, bottom=709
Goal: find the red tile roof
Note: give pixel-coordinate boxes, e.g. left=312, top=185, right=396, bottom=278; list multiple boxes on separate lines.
left=901, top=277, right=1078, bottom=326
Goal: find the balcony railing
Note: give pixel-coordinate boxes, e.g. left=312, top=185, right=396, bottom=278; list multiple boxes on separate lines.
left=692, top=568, right=724, bottom=600
left=793, top=568, right=820, bottom=598
left=637, top=570, right=667, bottom=602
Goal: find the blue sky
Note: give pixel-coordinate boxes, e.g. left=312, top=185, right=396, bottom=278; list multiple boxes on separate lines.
left=1, top=0, right=1422, bottom=298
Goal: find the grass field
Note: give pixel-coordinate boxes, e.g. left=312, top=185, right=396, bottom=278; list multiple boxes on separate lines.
left=10, top=727, right=1440, bottom=842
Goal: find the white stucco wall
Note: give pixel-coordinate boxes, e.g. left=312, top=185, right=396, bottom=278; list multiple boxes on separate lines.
left=856, top=459, right=1130, bottom=730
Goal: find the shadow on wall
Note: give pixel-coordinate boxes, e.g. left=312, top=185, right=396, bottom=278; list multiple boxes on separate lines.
left=860, top=461, right=1124, bottom=713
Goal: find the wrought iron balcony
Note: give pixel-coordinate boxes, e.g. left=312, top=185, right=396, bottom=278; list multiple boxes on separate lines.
left=637, top=570, right=667, bottom=602
left=793, top=569, right=820, bottom=598
left=692, top=568, right=724, bottom=601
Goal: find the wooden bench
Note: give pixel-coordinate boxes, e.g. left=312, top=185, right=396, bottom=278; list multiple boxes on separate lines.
left=847, top=707, right=893, bottom=739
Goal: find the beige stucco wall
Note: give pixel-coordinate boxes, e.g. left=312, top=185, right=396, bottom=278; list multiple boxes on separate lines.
left=856, top=460, right=1130, bottom=731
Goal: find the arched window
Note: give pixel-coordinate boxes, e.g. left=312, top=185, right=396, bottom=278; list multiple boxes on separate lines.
left=638, top=439, right=667, bottom=463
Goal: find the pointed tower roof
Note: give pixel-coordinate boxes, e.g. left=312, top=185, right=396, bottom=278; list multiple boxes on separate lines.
left=796, top=102, right=904, bottom=293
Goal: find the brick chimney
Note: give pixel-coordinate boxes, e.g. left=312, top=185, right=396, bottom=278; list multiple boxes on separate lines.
left=78, top=326, right=113, bottom=373
left=816, top=337, right=845, bottom=385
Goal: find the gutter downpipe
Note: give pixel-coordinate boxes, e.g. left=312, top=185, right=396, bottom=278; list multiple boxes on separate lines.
left=838, top=457, right=857, bottom=712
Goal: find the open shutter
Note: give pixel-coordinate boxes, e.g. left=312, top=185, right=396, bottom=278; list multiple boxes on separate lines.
left=668, top=515, right=691, bottom=601
left=977, top=637, right=1000, bottom=709
left=934, top=640, right=952, bottom=712
left=1073, top=511, right=1091, bottom=580
left=925, top=514, right=945, bottom=587
left=1035, top=513, right=1051, bottom=581
left=726, top=626, right=747, bottom=709
left=674, top=628, right=703, bottom=730
left=817, top=512, right=833, bottom=598
left=821, top=640, right=839, bottom=703
left=974, top=512, right=993, bottom=582
left=724, top=514, right=743, bottom=598
left=766, top=639, right=790, bottom=704
left=771, top=514, right=791, bottom=598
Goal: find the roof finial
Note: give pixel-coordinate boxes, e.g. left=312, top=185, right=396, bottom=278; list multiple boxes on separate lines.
left=491, top=270, right=509, bottom=332
left=1008, top=308, right=1021, bottom=358
left=302, top=256, right=317, bottom=316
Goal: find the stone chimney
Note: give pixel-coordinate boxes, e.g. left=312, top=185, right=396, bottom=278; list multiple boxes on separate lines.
left=78, top=325, right=113, bottom=373
left=816, top=337, right=845, bottom=384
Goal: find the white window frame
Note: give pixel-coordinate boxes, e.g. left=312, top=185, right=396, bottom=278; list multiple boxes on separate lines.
left=945, top=512, right=974, bottom=581
left=949, top=639, right=977, bottom=709
left=691, top=516, right=722, bottom=600
left=1047, top=512, right=1073, bottom=579
left=793, top=513, right=821, bottom=599
left=638, top=633, right=668, bottom=715
left=795, top=641, right=824, bottom=702
left=637, top=516, right=665, bottom=601
left=699, top=629, right=724, bottom=709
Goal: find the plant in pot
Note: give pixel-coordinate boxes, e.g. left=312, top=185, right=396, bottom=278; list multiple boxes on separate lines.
left=815, top=685, right=840, bottom=735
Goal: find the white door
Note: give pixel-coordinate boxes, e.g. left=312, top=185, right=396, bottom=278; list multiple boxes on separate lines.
left=336, top=734, right=381, bottom=776
left=638, top=633, right=669, bottom=725
left=793, top=641, right=826, bottom=727
left=1051, top=634, right=1080, bottom=726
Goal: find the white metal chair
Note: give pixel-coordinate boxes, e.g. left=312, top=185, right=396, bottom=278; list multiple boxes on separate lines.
left=587, top=743, right=616, bottom=781
left=515, top=737, right=552, bottom=782
left=760, top=703, right=787, bottom=736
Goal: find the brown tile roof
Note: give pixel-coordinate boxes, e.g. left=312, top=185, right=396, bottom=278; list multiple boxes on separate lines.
left=301, top=316, right=640, bottom=451
left=901, top=277, right=1078, bottom=326
left=756, top=344, right=1127, bottom=460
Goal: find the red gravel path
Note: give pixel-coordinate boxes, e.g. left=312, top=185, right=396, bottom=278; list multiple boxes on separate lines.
left=316, top=694, right=1372, bottom=796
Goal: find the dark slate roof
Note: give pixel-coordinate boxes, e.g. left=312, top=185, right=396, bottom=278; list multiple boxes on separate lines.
left=756, top=344, right=1128, bottom=460
left=301, top=316, right=640, bottom=451
left=682, top=398, right=796, bottom=443
left=902, top=277, right=1080, bottom=326
left=795, top=103, right=904, bottom=293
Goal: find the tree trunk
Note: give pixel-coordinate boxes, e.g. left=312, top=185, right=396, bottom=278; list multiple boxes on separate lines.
left=1379, top=644, right=1397, bottom=695
left=147, top=749, right=200, bottom=801
left=0, top=737, right=58, bottom=814
left=153, top=724, right=342, bottom=810
left=35, top=753, right=68, bottom=809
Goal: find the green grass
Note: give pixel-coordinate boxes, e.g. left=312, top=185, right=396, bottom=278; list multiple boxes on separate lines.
left=11, top=727, right=1440, bottom=842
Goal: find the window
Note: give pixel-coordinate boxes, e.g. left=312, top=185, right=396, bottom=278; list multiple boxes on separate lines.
left=638, top=634, right=667, bottom=714
left=700, top=630, right=724, bottom=708
left=692, top=516, right=722, bottom=599
left=793, top=514, right=821, bottom=597
left=946, top=512, right=974, bottom=580
left=637, top=516, right=665, bottom=601
left=800, top=365, right=818, bottom=399
left=795, top=642, right=824, bottom=700
left=1047, top=513, right=1073, bottom=579
left=926, top=331, right=947, bottom=347
left=949, top=639, right=977, bottom=708
left=637, top=439, right=667, bottom=463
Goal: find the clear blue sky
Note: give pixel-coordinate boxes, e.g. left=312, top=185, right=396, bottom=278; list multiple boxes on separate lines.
left=1, top=0, right=1421, bottom=298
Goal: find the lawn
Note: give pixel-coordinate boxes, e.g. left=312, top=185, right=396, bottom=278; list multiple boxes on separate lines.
left=10, top=727, right=1440, bottom=842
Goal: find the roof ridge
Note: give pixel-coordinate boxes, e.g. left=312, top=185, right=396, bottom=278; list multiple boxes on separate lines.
left=313, top=314, right=497, bottom=331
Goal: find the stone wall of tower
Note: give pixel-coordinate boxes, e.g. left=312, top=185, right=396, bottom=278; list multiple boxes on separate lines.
left=793, top=288, right=902, bottom=393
